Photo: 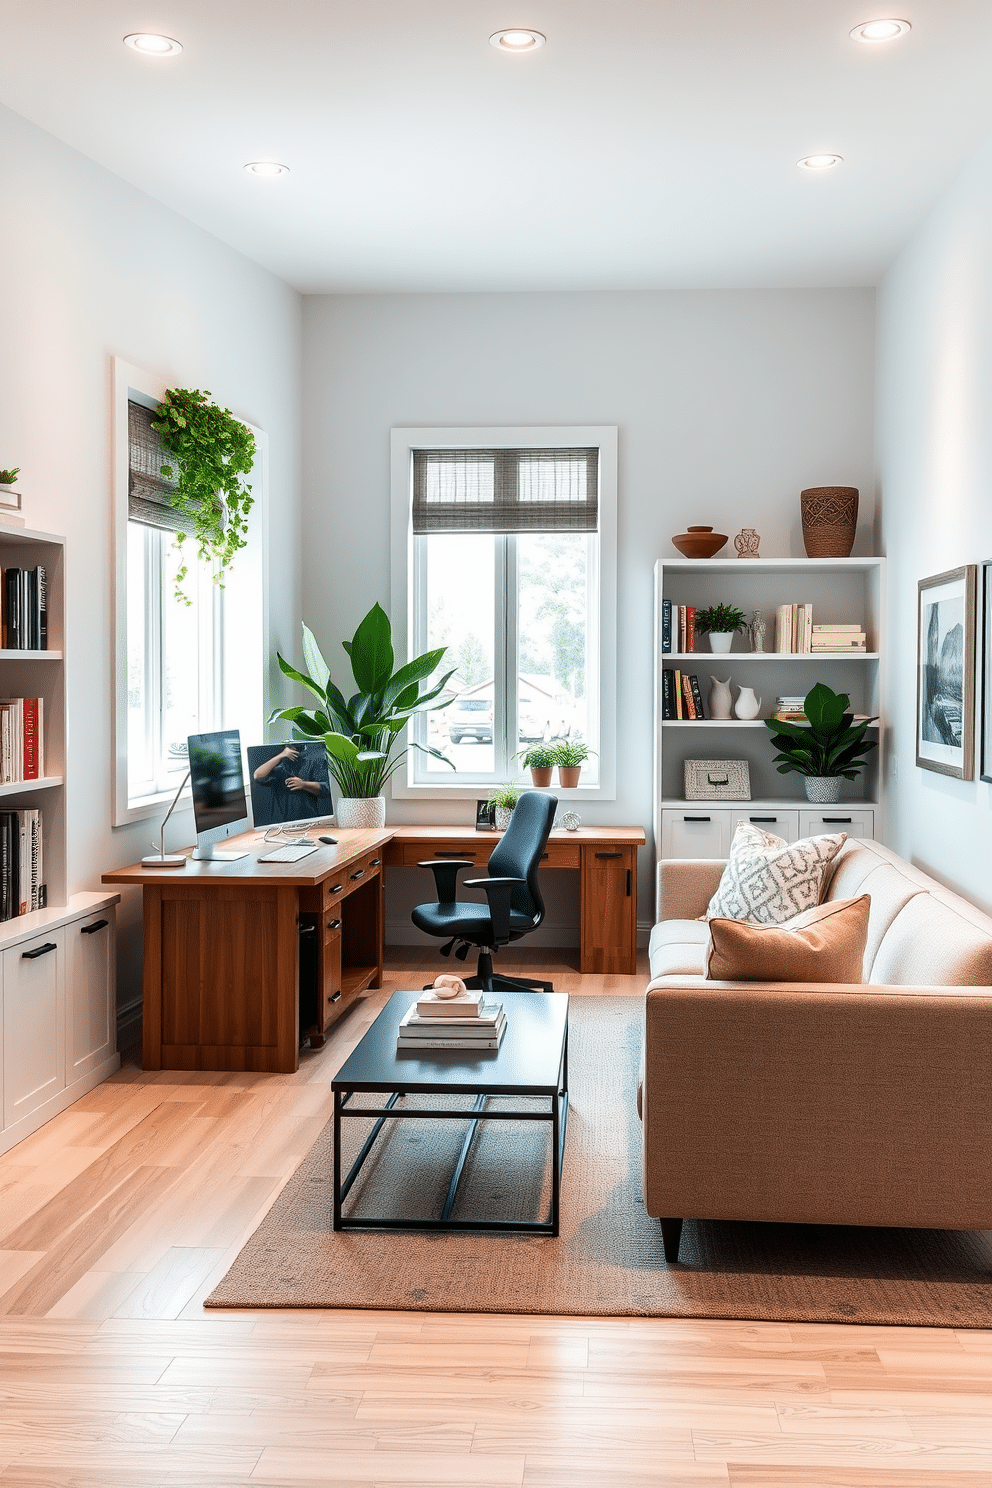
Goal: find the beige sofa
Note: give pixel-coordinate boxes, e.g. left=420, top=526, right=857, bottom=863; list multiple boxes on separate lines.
left=641, top=838, right=992, bottom=1262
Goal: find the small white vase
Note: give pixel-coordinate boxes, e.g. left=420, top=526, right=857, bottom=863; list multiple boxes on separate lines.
left=708, top=676, right=733, bottom=720
left=804, top=776, right=843, bottom=804
left=733, top=686, right=762, bottom=720
left=708, top=632, right=734, bottom=653
left=335, top=795, right=386, bottom=829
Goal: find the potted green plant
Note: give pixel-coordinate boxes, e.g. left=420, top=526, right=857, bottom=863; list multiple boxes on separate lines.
left=151, top=389, right=256, bottom=604
left=518, top=742, right=556, bottom=787
left=0, top=467, right=20, bottom=491
left=487, top=783, right=522, bottom=832
left=552, top=738, right=592, bottom=788
left=271, top=603, right=455, bottom=829
left=764, top=682, right=877, bottom=803
left=0, top=467, right=20, bottom=515
left=696, top=603, right=748, bottom=654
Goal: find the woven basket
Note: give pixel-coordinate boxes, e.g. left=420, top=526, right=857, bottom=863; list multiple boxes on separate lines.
left=800, top=487, right=859, bottom=558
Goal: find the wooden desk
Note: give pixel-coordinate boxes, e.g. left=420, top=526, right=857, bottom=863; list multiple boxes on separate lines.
left=385, top=824, right=645, bottom=976
left=103, top=828, right=390, bottom=1075
left=104, top=821, right=645, bottom=1075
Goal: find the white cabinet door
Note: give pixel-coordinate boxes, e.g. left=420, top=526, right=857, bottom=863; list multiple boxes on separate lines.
left=2, top=929, right=65, bottom=1129
left=800, top=808, right=874, bottom=840
left=661, top=808, right=731, bottom=859
left=67, top=906, right=117, bottom=1081
left=730, top=809, right=800, bottom=842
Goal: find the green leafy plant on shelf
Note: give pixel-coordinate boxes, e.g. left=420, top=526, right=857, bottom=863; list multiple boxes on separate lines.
left=0, top=468, right=20, bottom=486
left=552, top=739, right=592, bottom=768
left=486, top=783, right=522, bottom=811
left=518, top=743, right=557, bottom=770
left=763, top=683, right=877, bottom=780
left=152, top=388, right=256, bottom=604
left=270, top=603, right=456, bottom=798
left=695, top=603, right=748, bottom=635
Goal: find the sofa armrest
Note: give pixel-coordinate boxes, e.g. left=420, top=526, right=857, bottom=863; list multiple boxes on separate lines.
left=656, top=858, right=725, bottom=922
left=641, top=980, right=992, bottom=1232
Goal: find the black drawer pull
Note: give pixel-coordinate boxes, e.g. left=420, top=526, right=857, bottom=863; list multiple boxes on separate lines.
left=749, top=817, right=777, bottom=823
left=22, top=942, right=57, bottom=960
left=350, top=868, right=365, bottom=881
left=541, top=852, right=549, bottom=859
left=330, top=883, right=343, bottom=894
left=327, top=918, right=342, bottom=931
left=329, top=990, right=342, bottom=1003
left=821, top=817, right=853, bottom=824
left=595, top=851, right=623, bottom=859
left=435, top=850, right=475, bottom=858
left=626, top=869, right=631, bottom=897
left=370, top=857, right=381, bottom=867
left=683, top=816, right=711, bottom=823
left=80, top=919, right=109, bottom=935
left=299, top=923, right=317, bottom=937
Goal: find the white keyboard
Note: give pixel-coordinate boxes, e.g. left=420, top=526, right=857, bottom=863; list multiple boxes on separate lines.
left=257, top=843, right=318, bottom=863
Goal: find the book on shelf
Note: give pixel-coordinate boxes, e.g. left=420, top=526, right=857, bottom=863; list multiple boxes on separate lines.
left=661, top=668, right=675, bottom=720
left=685, top=606, right=696, bottom=652
left=0, top=566, right=47, bottom=651
left=0, top=698, right=44, bottom=783
left=661, top=598, right=672, bottom=653
left=689, top=675, right=705, bottom=719
left=0, top=808, right=44, bottom=921
left=680, top=672, right=696, bottom=719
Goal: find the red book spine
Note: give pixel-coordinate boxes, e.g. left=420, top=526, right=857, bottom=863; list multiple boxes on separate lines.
left=680, top=672, right=696, bottom=719
left=23, top=699, right=39, bottom=780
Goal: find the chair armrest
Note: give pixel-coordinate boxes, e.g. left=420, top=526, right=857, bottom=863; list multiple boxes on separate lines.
left=417, top=858, right=475, bottom=903
left=462, top=875, right=525, bottom=945
left=656, top=858, right=725, bottom=921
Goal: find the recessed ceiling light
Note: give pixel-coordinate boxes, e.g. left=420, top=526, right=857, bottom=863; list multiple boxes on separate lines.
left=850, top=18, right=911, bottom=43
left=243, top=161, right=290, bottom=178
left=489, top=28, right=546, bottom=51
left=797, top=153, right=844, bottom=172
left=123, top=32, right=183, bottom=56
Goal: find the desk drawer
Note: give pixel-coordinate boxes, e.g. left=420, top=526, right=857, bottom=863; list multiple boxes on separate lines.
left=324, top=849, right=383, bottom=905
left=396, top=841, right=485, bottom=869
left=542, top=840, right=580, bottom=869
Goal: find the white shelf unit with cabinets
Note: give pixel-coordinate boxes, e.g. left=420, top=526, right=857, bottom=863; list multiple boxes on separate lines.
left=0, top=524, right=119, bottom=1156
left=654, top=557, right=885, bottom=865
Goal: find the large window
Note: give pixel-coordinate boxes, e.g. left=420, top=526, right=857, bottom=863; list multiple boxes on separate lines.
left=391, top=427, right=617, bottom=798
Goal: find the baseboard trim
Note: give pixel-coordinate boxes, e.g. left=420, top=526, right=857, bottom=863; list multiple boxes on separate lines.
left=0, top=1052, right=121, bottom=1158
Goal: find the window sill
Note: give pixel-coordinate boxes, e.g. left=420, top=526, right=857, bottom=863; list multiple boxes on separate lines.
left=118, top=787, right=192, bottom=827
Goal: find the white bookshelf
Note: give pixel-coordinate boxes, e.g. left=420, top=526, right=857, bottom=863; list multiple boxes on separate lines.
left=653, top=556, right=885, bottom=859
left=0, top=523, right=120, bottom=1155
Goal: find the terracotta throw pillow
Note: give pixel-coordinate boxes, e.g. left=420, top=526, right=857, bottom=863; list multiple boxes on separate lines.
left=705, top=894, right=870, bottom=983
left=705, top=821, right=847, bottom=925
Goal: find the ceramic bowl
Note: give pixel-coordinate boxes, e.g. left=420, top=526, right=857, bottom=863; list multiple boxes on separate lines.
left=671, top=525, right=728, bottom=559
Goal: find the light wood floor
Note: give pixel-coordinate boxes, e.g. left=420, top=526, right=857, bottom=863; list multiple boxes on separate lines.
left=0, top=949, right=989, bottom=1486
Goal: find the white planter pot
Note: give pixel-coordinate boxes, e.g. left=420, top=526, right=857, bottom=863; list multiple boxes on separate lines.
left=804, top=776, right=843, bottom=804
left=708, top=632, right=734, bottom=654
left=336, top=795, right=386, bottom=829
left=494, top=805, right=514, bottom=832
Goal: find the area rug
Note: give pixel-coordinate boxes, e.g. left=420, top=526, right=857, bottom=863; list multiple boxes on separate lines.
left=206, top=996, right=992, bottom=1325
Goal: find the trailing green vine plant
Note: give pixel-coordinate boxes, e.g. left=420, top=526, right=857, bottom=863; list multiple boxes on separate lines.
left=151, top=388, right=256, bottom=604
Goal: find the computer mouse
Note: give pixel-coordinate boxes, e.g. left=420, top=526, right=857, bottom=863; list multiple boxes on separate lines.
left=318, top=835, right=338, bottom=845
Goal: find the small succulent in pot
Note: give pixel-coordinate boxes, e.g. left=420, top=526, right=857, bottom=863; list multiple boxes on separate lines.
left=552, top=738, right=592, bottom=787
left=486, top=783, right=522, bottom=831
left=695, top=603, right=748, bottom=654
left=0, top=468, right=20, bottom=487
left=764, top=682, right=877, bottom=803
left=518, top=742, right=556, bottom=786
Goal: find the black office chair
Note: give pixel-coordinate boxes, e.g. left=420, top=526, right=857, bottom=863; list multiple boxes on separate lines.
left=412, top=791, right=558, bottom=994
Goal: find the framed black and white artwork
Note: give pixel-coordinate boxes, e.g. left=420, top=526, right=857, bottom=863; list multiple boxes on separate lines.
left=916, top=565, right=976, bottom=780
left=981, top=560, right=992, bottom=784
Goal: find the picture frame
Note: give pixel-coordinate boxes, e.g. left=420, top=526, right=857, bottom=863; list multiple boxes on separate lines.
left=916, top=564, right=977, bottom=780
left=981, top=560, right=992, bottom=784
left=683, top=758, right=751, bottom=801
left=475, top=799, right=496, bottom=831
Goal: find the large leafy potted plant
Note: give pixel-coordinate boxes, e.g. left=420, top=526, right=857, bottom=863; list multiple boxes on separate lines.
left=764, top=682, right=877, bottom=803
left=152, top=388, right=256, bottom=604
left=271, top=604, right=455, bottom=828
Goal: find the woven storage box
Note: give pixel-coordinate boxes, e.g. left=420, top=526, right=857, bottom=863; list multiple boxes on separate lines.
left=800, top=487, right=859, bottom=558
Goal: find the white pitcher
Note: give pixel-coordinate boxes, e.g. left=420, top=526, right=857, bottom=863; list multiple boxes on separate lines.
left=733, top=685, right=762, bottom=720
left=708, top=676, right=733, bottom=719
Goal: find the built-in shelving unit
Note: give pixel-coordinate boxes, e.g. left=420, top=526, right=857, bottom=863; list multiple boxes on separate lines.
left=653, top=556, right=885, bottom=863
left=0, top=523, right=120, bottom=1156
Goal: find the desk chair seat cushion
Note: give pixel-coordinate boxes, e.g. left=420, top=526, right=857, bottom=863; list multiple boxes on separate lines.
left=411, top=900, right=537, bottom=942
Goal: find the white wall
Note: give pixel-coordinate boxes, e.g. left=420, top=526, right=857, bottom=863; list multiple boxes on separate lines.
left=877, top=138, right=992, bottom=911
left=302, top=288, right=876, bottom=939
left=0, top=106, right=303, bottom=1025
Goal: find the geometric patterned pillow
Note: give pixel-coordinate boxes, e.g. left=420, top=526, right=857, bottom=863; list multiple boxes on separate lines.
left=705, top=821, right=848, bottom=925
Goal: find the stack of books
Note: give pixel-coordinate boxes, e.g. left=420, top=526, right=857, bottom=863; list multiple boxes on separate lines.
left=0, top=566, right=48, bottom=651
left=0, top=808, right=44, bottom=920
left=774, top=603, right=814, bottom=653
left=772, top=695, right=807, bottom=723
left=0, top=697, right=44, bottom=782
left=397, top=990, right=507, bottom=1051
left=661, top=668, right=706, bottom=719
left=811, top=624, right=867, bottom=652
left=659, top=600, right=697, bottom=653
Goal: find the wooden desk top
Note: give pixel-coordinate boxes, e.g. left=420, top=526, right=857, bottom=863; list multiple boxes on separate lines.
left=101, top=826, right=392, bottom=889
left=386, top=824, right=646, bottom=847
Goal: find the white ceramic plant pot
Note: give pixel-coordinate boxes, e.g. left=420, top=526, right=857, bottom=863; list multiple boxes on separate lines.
left=336, top=795, right=386, bottom=829
left=804, top=776, right=843, bottom=804
left=708, top=632, right=734, bottom=653
left=494, top=805, right=514, bottom=832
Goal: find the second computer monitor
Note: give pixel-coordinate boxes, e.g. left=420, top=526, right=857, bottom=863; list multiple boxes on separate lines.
left=248, top=742, right=333, bottom=829
left=188, top=728, right=251, bottom=860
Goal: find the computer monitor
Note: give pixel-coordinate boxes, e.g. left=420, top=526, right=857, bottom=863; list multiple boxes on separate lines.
left=247, top=742, right=333, bottom=831
left=187, top=729, right=251, bottom=861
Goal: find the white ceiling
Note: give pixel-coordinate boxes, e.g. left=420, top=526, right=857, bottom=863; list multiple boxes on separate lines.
left=3, top=1, right=992, bottom=293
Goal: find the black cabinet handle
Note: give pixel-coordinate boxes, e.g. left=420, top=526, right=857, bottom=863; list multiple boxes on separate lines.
left=435, top=850, right=475, bottom=858
left=370, top=857, right=381, bottom=867
left=299, top=923, right=317, bottom=937
left=626, top=869, right=632, bottom=897
left=330, top=883, right=343, bottom=894
left=22, top=942, right=57, bottom=960
left=329, top=990, right=342, bottom=1003
left=821, top=817, right=853, bottom=824
left=683, top=816, right=711, bottom=823
left=350, top=868, right=365, bottom=881
left=749, top=817, right=777, bottom=823
left=595, top=851, right=623, bottom=859
left=80, top=919, right=109, bottom=935
left=327, top=918, right=342, bottom=931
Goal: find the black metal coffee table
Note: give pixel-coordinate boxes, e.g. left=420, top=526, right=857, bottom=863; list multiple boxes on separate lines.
left=331, top=990, right=569, bottom=1235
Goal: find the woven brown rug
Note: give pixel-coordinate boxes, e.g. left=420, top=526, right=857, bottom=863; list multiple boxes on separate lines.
left=206, top=996, right=992, bottom=1325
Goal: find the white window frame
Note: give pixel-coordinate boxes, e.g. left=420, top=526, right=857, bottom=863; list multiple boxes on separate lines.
left=111, top=358, right=266, bottom=825
left=390, top=425, right=618, bottom=802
